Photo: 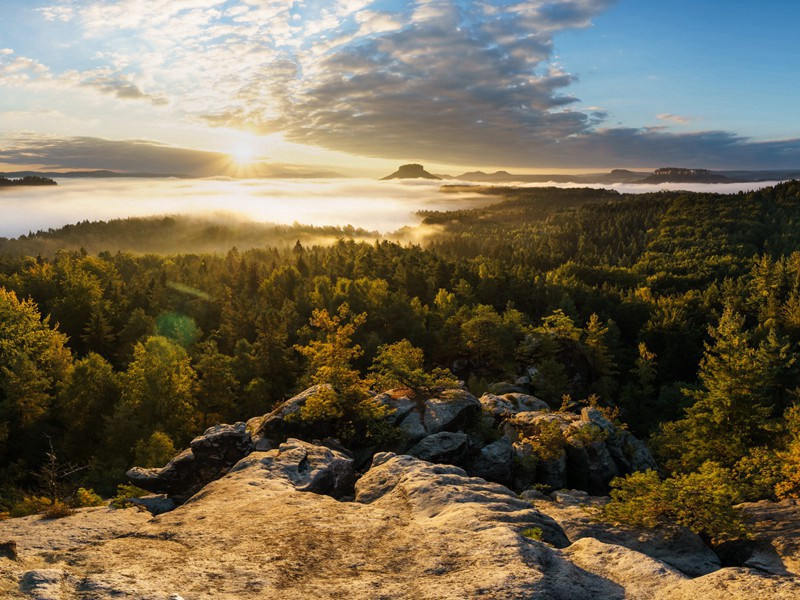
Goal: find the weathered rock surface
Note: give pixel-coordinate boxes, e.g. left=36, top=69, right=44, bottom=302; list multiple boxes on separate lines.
left=246, top=385, right=330, bottom=448
left=503, top=406, right=657, bottom=494
left=408, top=431, right=470, bottom=464
left=466, top=436, right=514, bottom=484
left=738, top=499, right=800, bottom=575
left=222, top=438, right=355, bottom=499
left=479, top=392, right=549, bottom=418
left=127, top=422, right=253, bottom=501
left=2, top=444, right=799, bottom=599
left=375, top=388, right=481, bottom=445
left=529, top=491, right=722, bottom=576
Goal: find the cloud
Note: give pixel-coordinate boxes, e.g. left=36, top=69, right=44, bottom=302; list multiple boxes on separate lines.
left=16, top=0, right=800, bottom=169
left=657, top=113, right=693, bottom=125
left=0, top=135, right=346, bottom=177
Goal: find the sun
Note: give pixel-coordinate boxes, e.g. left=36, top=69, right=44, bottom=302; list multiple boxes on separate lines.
left=230, top=143, right=256, bottom=165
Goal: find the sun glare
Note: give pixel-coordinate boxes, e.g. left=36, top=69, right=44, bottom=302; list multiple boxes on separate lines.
left=230, top=144, right=255, bottom=165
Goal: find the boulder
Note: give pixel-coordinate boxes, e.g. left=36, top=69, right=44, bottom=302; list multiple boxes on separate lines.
left=502, top=408, right=656, bottom=494
left=226, top=438, right=355, bottom=499
left=479, top=392, right=549, bottom=418
left=375, top=388, right=481, bottom=445
left=738, top=499, right=800, bottom=575
left=247, top=385, right=331, bottom=448
left=3, top=444, right=799, bottom=599
left=408, top=432, right=470, bottom=465
left=357, top=452, right=570, bottom=548
left=580, top=407, right=657, bottom=474
left=127, top=422, right=253, bottom=501
left=466, top=436, right=514, bottom=484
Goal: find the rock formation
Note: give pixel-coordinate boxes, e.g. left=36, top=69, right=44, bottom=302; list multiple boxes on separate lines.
left=380, top=164, right=441, bottom=180
left=2, top=443, right=799, bottom=598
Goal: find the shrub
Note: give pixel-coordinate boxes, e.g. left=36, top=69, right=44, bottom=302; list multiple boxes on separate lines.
left=569, top=423, right=607, bottom=446
left=73, top=487, right=105, bottom=508
left=524, top=420, right=565, bottom=462
left=110, top=483, right=148, bottom=509
left=43, top=501, right=74, bottom=519
left=521, top=527, right=543, bottom=541
left=601, top=463, right=748, bottom=543
left=9, top=496, right=52, bottom=518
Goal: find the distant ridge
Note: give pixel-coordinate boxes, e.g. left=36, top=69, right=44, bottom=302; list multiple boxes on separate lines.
left=381, top=164, right=441, bottom=180
left=0, top=170, right=188, bottom=179
left=447, top=167, right=800, bottom=185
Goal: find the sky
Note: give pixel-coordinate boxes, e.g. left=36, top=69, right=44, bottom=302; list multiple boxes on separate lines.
left=0, top=0, right=799, bottom=176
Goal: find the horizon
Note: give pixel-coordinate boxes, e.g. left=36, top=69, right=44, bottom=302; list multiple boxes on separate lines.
left=2, top=1, right=800, bottom=177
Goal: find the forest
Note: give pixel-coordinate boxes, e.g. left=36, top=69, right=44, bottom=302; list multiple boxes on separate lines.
left=3, top=181, right=800, bottom=536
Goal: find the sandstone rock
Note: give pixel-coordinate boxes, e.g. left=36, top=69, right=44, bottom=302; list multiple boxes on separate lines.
left=2, top=445, right=798, bottom=599
left=375, top=388, right=481, bottom=445
left=466, top=436, right=514, bottom=484
left=225, top=438, right=355, bottom=498
left=502, top=408, right=656, bottom=494
left=129, top=494, right=177, bottom=516
left=479, top=392, right=549, bottom=418
left=357, top=452, right=570, bottom=548
left=422, top=389, right=481, bottom=433
left=738, top=499, right=800, bottom=575
left=408, top=432, right=470, bottom=465
left=128, top=422, right=254, bottom=501
left=247, top=385, right=331, bottom=446
left=20, top=569, right=68, bottom=600
left=531, top=494, right=722, bottom=576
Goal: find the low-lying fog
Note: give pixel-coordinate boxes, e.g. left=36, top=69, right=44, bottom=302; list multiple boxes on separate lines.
left=0, top=177, right=785, bottom=238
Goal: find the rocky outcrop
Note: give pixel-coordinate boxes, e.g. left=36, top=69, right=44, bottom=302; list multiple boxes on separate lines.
left=380, top=164, right=440, bottom=180
left=479, top=392, right=549, bottom=419
left=127, top=422, right=254, bottom=502
left=2, top=444, right=800, bottom=599
left=375, top=388, right=481, bottom=445
left=502, top=406, right=657, bottom=494
left=528, top=489, right=722, bottom=577
left=246, top=385, right=330, bottom=449
left=223, top=438, right=355, bottom=499
left=736, top=499, right=800, bottom=575
left=408, top=431, right=470, bottom=465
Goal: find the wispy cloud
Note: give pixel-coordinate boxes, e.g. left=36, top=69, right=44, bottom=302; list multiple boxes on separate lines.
left=657, top=113, right=694, bottom=125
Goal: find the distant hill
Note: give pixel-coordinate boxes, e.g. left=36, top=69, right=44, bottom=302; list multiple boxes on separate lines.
left=449, top=167, right=799, bottom=185
left=640, top=168, right=739, bottom=184
left=0, top=175, right=57, bottom=186
left=381, top=164, right=441, bottom=180
left=451, top=169, right=650, bottom=184
left=0, top=170, right=187, bottom=179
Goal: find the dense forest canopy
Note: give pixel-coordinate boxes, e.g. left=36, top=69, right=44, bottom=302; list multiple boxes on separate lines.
left=3, top=181, right=800, bottom=516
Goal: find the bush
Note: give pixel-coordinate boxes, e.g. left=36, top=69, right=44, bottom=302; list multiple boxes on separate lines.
left=110, top=483, right=149, bottom=509
left=9, top=496, right=52, bottom=518
left=43, top=501, right=74, bottom=519
left=601, top=463, right=748, bottom=543
left=73, top=487, right=105, bottom=508
left=521, top=527, right=543, bottom=541
left=524, top=420, right=565, bottom=462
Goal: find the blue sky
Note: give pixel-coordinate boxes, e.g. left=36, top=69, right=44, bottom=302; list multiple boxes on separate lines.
left=555, top=0, right=800, bottom=141
left=0, top=0, right=799, bottom=174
